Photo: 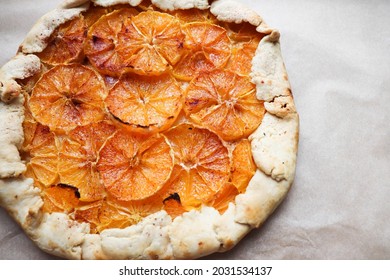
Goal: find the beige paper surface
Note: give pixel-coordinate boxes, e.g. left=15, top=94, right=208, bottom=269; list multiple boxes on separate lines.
left=0, top=0, right=389, bottom=259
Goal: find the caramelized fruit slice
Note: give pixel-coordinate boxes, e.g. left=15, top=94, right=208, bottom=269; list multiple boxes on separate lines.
left=225, top=22, right=263, bottom=76
left=116, top=10, right=185, bottom=75
left=85, top=9, right=184, bottom=76
left=162, top=193, right=186, bottom=219
left=231, top=139, right=256, bottom=193
left=58, top=122, right=116, bottom=202
left=208, top=183, right=239, bottom=214
left=173, top=22, right=231, bottom=81
left=184, top=70, right=265, bottom=141
left=38, top=17, right=87, bottom=65
left=226, top=38, right=260, bottom=76
left=25, top=124, right=58, bottom=187
left=162, top=124, right=230, bottom=208
left=97, top=130, right=174, bottom=201
left=172, top=8, right=217, bottom=24
left=42, top=184, right=80, bottom=213
left=84, top=8, right=138, bottom=76
left=29, top=64, right=106, bottom=133
left=106, top=73, right=183, bottom=133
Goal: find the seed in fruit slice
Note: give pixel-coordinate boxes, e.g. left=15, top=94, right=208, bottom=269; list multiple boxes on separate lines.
left=97, top=130, right=174, bottom=201
left=106, top=73, right=183, bottom=133
left=184, top=70, right=265, bottom=141
left=231, top=139, right=256, bottom=193
left=38, top=17, right=87, bottom=65
left=58, top=122, right=117, bottom=202
left=29, top=64, right=106, bottom=133
left=162, top=124, right=230, bottom=208
left=24, top=124, right=59, bottom=187
left=42, top=184, right=80, bottom=213
left=173, top=22, right=231, bottom=81
left=85, top=9, right=184, bottom=76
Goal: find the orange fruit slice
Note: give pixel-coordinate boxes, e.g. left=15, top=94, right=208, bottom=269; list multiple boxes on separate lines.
left=106, top=73, right=183, bottom=133
left=38, top=17, right=87, bottom=65
left=172, top=8, right=217, bottom=24
left=84, top=8, right=138, bottom=76
left=74, top=201, right=102, bottom=233
left=208, top=183, right=239, bottom=214
left=226, top=38, right=260, bottom=76
left=97, top=130, right=174, bottom=201
left=74, top=197, right=162, bottom=233
left=225, top=23, right=263, bottom=76
left=83, top=5, right=109, bottom=27
left=173, top=22, right=231, bottom=81
left=29, top=64, right=106, bottom=133
left=42, top=184, right=80, bottom=213
left=162, top=124, right=230, bottom=208
left=58, top=121, right=117, bottom=202
left=24, top=124, right=59, bottom=187
left=85, top=9, right=184, bottom=76
left=231, top=139, right=256, bottom=193
left=162, top=193, right=186, bottom=219
left=184, top=70, right=265, bottom=141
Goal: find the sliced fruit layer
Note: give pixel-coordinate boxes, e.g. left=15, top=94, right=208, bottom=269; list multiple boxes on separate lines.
left=97, top=130, right=174, bottom=201
left=85, top=9, right=185, bottom=76
left=231, top=139, right=256, bottom=193
left=24, top=124, right=58, bottom=187
left=173, top=22, right=231, bottom=81
left=29, top=64, right=106, bottom=133
left=184, top=70, right=265, bottom=141
left=106, top=73, right=183, bottom=133
left=42, top=184, right=80, bottom=213
left=58, top=121, right=117, bottom=202
left=38, top=17, right=87, bottom=65
left=161, top=124, right=230, bottom=208
left=22, top=4, right=265, bottom=232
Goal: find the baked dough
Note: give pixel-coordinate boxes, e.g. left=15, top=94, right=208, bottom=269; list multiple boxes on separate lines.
left=0, top=0, right=299, bottom=259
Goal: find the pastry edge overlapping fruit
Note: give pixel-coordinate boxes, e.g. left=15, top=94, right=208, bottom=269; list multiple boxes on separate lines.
left=20, top=2, right=266, bottom=233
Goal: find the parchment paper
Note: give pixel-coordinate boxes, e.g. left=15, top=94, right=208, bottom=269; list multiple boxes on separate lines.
left=1, top=0, right=389, bottom=260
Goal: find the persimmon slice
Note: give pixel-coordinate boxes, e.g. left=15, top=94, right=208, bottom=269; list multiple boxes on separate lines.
left=106, top=73, right=183, bottom=133
left=58, top=122, right=116, bottom=202
left=24, top=124, right=58, bottom=187
left=29, top=64, right=106, bottom=133
left=42, top=184, right=80, bottom=213
left=97, top=130, right=174, bottom=201
left=173, top=22, right=231, bottom=81
left=231, top=139, right=256, bottom=193
left=38, top=17, right=87, bottom=65
left=209, top=183, right=239, bottom=214
left=162, top=124, right=230, bottom=208
left=85, top=9, right=184, bottom=76
left=184, top=70, right=265, bottom=141
left=172, top=8, right=217, bottom=24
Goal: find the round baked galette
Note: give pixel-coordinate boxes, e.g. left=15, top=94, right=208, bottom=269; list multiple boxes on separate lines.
left=0, top=0, right=299, bottom=259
